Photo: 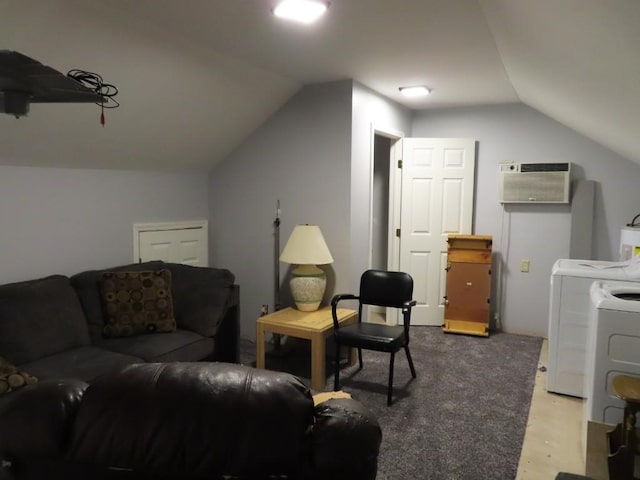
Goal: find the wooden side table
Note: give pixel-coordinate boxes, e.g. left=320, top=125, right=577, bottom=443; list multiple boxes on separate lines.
left=256, top=306, right=357, bottom=392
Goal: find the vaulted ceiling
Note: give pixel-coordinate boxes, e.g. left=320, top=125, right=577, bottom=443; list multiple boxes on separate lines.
left=1, top=0, right=639, bottom=170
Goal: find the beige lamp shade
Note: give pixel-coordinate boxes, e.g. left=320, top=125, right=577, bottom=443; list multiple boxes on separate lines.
left=280, top=224, right=333, bottom=311
left=279, top=224, right=333, bottom=265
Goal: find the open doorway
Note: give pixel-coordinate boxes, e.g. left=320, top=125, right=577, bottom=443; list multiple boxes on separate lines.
left=370, top=133, right=393, bottom=324
left=371, top=134, right=392, bottom=271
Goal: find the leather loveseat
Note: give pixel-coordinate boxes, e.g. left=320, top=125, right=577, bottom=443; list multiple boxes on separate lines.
left=0, top=261, right=239, bottom=397
left=0, top=362, right=381, bottom=480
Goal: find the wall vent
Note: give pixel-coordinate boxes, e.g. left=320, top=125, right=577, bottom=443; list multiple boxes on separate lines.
left=499, top=162, right=571, bottom=204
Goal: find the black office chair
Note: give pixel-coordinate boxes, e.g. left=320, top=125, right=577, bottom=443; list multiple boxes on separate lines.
left=331, top=269, right=417, bottom=405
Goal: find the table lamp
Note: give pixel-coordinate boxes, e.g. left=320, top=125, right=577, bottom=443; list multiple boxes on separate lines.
left=280, top=224, right=334, bottom=311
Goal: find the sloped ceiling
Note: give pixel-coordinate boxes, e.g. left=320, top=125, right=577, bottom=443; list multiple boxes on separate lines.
left=1, top=0, right=638, bottom=170
left=481, top=0, right=640, bottom=165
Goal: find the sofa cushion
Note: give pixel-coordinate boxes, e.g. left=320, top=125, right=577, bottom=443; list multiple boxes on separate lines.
left=164, top=263, right=235, bottom=337
left=70, top=261, right=165, bottom=342
left=100, top=270, right=176, bottom=338
left=0, top=356, right=37, bottom=396
left=97, top=329, right=214, bottom=362
left=0, top=275, right=91, bottom=364
left=18, top=346, right=143, bottom=383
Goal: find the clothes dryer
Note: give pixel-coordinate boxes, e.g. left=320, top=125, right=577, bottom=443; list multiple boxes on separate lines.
left=547, top=257, right=640, bottom=397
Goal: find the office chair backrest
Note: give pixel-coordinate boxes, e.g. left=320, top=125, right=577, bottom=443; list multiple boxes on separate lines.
left=359, top=270, right=413, bottom=308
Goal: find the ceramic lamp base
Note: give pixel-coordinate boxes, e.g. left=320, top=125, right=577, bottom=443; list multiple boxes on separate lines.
left=290, top=264, right=326, bottom=312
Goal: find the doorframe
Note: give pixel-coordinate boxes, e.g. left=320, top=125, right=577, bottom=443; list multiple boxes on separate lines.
left=368, top=124, right=404, bottom=269
left=368, top=124, right=405, bottom=324
left=386, top=136, right=403, bottom=273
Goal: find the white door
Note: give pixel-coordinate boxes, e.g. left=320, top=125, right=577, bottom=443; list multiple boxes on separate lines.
left=399, top=138, right=476, bottom=326
left=134, top=221, right=208, bottom=266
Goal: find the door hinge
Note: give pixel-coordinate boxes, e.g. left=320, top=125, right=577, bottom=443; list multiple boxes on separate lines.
left=397, top=159, right=403, bottom=168
left=396, top=228, right=401, bottom=237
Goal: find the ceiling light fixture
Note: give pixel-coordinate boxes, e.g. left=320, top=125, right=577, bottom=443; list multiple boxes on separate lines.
left=273, top=0, right=328, bottom=24
left=399, top=86, right=431, bottom=98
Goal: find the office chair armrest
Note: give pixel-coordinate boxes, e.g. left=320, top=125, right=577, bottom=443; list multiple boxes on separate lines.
left=401, top=300, right=417, bottom=329
left=331, top=294, right=359, bottom=329
left=402, top=299, right=417, bottom=311
left=331, top=293, right=359, bottom=307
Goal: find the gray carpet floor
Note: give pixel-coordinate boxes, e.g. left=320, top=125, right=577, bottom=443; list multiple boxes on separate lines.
left=240, top=326, right=543, bottom=480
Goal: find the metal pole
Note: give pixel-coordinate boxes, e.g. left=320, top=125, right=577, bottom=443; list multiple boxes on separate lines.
left=272, top=200, right=283, bottom=352
left=274, top=199, right=281, bottom=312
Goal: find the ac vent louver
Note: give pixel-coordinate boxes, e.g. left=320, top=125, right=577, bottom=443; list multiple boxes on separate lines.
left=499, top=162, right=571, bottom=204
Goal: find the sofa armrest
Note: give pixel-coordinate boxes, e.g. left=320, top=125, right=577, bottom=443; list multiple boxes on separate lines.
left=309, top=398, right=381, bottom=480
left=211, top=284, right=240, bottom=363
left=0, top=379, right=88, bottom=459
left=163, top=263, right=235, bottom=337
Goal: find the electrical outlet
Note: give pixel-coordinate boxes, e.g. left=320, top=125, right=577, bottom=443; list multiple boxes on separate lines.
left=520, top=260, right=530, bottom=273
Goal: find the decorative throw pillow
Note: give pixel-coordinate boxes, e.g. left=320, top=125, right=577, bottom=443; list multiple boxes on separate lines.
left=0, top=356, right=38, bottom=396
left=100, top=270, right=176, bottom=338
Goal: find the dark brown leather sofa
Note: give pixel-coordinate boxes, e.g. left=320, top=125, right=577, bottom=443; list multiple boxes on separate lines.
left=0, top=362, right=381, bottom=480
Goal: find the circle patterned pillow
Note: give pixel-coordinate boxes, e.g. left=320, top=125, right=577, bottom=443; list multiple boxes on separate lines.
left=100, top=270, right=176, bottom=338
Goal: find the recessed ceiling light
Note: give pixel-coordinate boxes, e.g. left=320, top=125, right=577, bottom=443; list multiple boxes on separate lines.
left=273, top=0, right=328, bottom=24
left=399, top=86, right=431, bottom=98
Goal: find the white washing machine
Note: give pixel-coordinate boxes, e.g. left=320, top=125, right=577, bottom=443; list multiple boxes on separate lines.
left=585, top=280, right=640, bottom=428
left=547, top=257, right=640, bottom=397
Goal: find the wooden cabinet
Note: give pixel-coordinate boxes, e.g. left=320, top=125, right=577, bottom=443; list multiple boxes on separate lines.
left=443, top=234, right=492, bottom=337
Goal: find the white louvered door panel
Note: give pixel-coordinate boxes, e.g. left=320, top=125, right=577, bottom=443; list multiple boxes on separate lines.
left=134, top=221, right=208, bottom=266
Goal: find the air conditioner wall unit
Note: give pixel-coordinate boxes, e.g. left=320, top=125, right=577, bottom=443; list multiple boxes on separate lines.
left=499, top=162, right=571, bottom=204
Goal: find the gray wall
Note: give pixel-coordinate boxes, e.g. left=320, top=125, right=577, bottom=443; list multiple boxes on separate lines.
left=0, top=165, right=208, bottom=284
left=5, top=88, right=638, bottom=341
left=208, top=81, right=353, bottom=338
left=412, top=103, right=640, bottom=336
left=208, top=80, right=412, bottom=339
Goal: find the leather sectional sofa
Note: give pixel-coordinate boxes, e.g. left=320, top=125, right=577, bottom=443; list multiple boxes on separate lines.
left=0, top=260, right=239, bottom=396
left=0, top=362, right=381, bottom=480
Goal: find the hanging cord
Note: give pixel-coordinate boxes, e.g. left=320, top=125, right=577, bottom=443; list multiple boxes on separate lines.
left=67, top=69, right=119, bottom=126
left=627, top=213, right=640, bottom=227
